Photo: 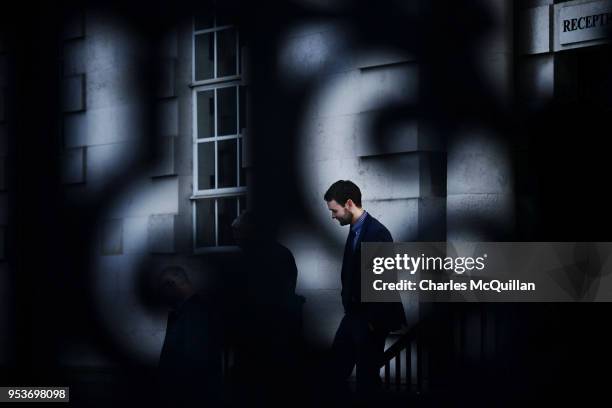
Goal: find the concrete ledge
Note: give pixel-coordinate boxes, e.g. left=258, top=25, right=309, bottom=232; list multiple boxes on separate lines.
left=520, top=6, right=552, bottom=55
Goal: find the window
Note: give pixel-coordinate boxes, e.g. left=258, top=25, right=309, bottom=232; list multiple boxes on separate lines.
left=192, top=13, right=247, bottom=249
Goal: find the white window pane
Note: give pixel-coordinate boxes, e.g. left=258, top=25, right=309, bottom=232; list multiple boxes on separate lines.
left=198, top=141, right=215, bottom=190
left=239, top=85, right=247, bottom=132
left=197, top=90, right=214, bottom=139
left=218, top=139, right=237, bottom=188
left=217, top=28, right=237, bottom=77
left=196, top=199, right=215, bottom=247
left=218, top=197, right=238, bottom=246
left=239, top=138, right=246, bottom=187
left=195, top=32, right=214, bottom=81
left=217, top=86, right=237, bottom=136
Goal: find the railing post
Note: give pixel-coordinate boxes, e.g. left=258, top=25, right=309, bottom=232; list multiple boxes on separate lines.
left=223, top=347, right=230, bottom=381
left=395, top=354, right=401, bottom=389
left=416, top=335, right=422, bottom=393
left=385, top=362, right=390, bottom=389
left=406, top=341, right=412, bottom=391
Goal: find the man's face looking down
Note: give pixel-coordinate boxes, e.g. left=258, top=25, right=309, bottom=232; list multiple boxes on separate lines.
left=326, top=199, right=354, bottom=226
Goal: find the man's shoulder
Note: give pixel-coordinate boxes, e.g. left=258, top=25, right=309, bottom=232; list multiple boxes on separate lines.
left=364, top=213, right=393, bottom=241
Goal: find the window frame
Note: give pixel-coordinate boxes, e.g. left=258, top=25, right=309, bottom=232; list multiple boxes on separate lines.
left=191, top=16, right=246, bottom=252
left=191, top=21, right=241, bottom=86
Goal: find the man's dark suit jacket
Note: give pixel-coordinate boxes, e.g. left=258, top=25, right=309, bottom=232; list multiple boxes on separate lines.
left=341, top=213, right=406, bottom=332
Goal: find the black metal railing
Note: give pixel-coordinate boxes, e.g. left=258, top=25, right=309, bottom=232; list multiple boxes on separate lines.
left=380, top=324, right=420, bottom=393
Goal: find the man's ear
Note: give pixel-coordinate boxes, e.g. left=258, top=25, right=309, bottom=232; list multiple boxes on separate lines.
left=345, top=199, right=354, bottom=209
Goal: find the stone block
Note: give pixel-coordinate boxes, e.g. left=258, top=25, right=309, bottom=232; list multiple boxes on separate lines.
left=520, top=6, right=551, bottom=54
left=63, top=10, right=85, bottom=40
left=100, top=218, right=123, bottom=255
left=152, top=136, right=176, bottom=177
left=356, top=114, right=418, bottom=157
left=62, top=39, right=86, bottom=76
left=418, top=197, right=447, bottom=241
left=316, top=70, right=361, bottom=117
left=358, top=153, right=421, bottom=199
left=519, top=54, right=554, bottom=101
left=160, top=29, right=178, bottom=59
left=61, top=147, right=85, bottom=184
left=158, top=58, right=176, bottom=98
left=289, top=241, right=342, bottom=291
left=300, top=289, right=344, bottom=346
left=355, top=111, right=445, bottom=157
left=107, top=176, right=179, bottom=218
left=65, top=105, right=144, bottom=148
left=62, top=74, right=85, bottom=112
left=447, top=130, right=513, bottom=195
left=419, top=152, right=447, bottom=197
left=279, top=30, right=329, bottom=80
left=301, top=114, right=358, bottom=161
left=148, top=214, right=176, bottom=253
left=86, top=67, right=141, bottom=110
left=447, top=193, right=515, bottom=241
left=158, top=99, right=178, bottom=137
left=63, top=112, right=86, bottom=148
left=123, top=216, right=149, bottom=254
left=359, top=62, right=418, bottom=113
left=86, top=142, right=132, bottom=183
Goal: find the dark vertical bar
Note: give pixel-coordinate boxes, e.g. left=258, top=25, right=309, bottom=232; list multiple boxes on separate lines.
left=416, top=335, right=422, bottom=393
left=481, top=304, right=486, bottom=363
left=385, top=361, right=390, bottom=388
left=223, top=347, right=230, bottom=380
left=395, top=353, right=401, bottom=387
left=406, top=341, right=411, bottom=391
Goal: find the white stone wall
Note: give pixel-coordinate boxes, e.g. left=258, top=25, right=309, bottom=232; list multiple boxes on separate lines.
left=447, top=0, right=515, bottom=242
left=281, top=21, right=447, bottom=346
left=59, top=12, right=192, bottom=365
left=54, top=0, right=536, bottom=364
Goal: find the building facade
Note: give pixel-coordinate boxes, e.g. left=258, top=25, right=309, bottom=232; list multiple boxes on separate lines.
left=1, top=0, right=610, bottom=398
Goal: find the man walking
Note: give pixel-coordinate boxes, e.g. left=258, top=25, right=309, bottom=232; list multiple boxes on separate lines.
left=323, top=180, right=406, bottom=399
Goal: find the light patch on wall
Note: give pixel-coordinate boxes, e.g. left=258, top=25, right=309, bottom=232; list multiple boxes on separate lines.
left=278, top=22, right=349, bottom=83
left=297, top=53, right=417, bottom=247
left=91, top=176, right=179, bottom=363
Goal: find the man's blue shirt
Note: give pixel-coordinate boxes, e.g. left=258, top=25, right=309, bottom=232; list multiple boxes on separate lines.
left=350, top=211, right=367, bottom=251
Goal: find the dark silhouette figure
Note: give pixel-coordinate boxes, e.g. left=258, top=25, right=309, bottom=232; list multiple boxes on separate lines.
left=157, top=266, right=223, bottom=407
left=228, top=211, right=305, bottom=406
left=324, top=180, right=406, bottom=402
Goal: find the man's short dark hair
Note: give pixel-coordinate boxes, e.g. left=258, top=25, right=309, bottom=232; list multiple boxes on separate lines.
left=324, top=180, right=362, bottom=207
